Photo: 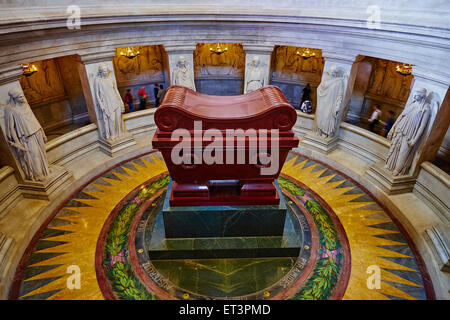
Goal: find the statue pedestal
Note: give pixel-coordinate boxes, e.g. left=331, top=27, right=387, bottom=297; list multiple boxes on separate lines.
left=19, top=165, right=74, bottom=200
left=99, top=132, right=136, bottom=157
left=365, top=162, right=416, bottom=195
left=302, top=134, right=338, bottom=154
left=162, top=179, right=287, bottom=238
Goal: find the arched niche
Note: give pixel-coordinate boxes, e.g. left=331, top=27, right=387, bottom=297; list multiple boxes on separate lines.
left=193, top=43, right=245, bottom=96
left=19, top=55, right=91, bottom=141
left=113, top=45, right=169, bottom=109
left=346, top=56, right=414, bottom=135
left=269, top=46, right=324, bottom=111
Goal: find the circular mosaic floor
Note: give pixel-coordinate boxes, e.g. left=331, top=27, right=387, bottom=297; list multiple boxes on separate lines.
left=10, top=151, right=434, bottom=300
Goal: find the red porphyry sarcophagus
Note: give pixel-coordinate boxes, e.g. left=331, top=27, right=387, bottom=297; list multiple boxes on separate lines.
left=152, top=85, right=299, bottom=206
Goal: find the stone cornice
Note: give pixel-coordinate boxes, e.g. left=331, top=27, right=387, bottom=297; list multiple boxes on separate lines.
left=0, top=65, right=22, bottom=86
left=77, top=50, right=117, bottom=65
left=242, top=44, right=274, bottom=54
left=163, top=44, right=197, bottom=54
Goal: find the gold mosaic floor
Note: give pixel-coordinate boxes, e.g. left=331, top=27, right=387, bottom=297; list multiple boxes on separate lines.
left=12, top=152, right=432, bottom=300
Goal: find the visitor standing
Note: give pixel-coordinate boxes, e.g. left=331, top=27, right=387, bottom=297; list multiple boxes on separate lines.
left=300, top=83, right=311, bottom=105
left=137, top=86, right=148, bottom=110
left=368, top=104, right=382, bottom=133
left=382, top=110, right=395, bottom=137
left=156, top=84, right=166, bottom=107
left=124, top=89, right=134, bottom=113
left=153, top=83, right=159, bottom=107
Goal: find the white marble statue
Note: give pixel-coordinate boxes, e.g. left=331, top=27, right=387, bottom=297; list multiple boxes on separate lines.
left=172, top=56, right=196, bottom=90
left=315, top=65, right=346, bottom=138
left=245, top=56, right=266, bottom=93
left=93, top=64, right=125, bottom=140
left=3, top=87, right=50, bottom=181
left=385, top=87, right=431, bottom=176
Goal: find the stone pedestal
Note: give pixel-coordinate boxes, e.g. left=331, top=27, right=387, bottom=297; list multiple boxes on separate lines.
left=302, top=134, right=339, bottom=154
left=365, top=162, right=416, bottom=195
left=98, top=132, right=136, bottom=157
left=162, top=179, right=287, bottom=238
left=18, top=164, right=74, bottom=200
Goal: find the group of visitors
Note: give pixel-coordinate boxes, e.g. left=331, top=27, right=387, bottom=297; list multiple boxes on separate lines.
left=123, top=83, right=166, bottom=113
left=368, top=104, right=395, bottom=137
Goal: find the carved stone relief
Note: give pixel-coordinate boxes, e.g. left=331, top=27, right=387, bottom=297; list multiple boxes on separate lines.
left=194, top=43, right=245, bottom=77
left=113, top=45, right=165, bottom=86
left=271, top=46, right=323, bottom=84
left=367, top=58, right=413, bottom=102
left=19, top=58, right=67, bottom=106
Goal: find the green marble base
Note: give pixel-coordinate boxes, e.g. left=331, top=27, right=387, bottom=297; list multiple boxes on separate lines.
left=162, top=180, right=287, bottom=238
left=148, top=235, right=300, bottom=260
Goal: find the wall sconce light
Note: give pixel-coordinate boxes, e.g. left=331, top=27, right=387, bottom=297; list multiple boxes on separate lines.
left=120, top=47, right=140, bottom=59
left=296, top=48, right=316, bottom=59
left=22, top=64, right=38, bottom=77
left=395, top=63, right=413, bottom=76
left=210, top=43, right=228, bottom=55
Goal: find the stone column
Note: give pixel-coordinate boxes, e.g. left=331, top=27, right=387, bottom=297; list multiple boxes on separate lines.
left=0, top=65, right=73, bottom=200
left=302, top=51, right=360, bottom=154
left=242, top=44, right=273, bottom=94
left=164, top=44, right=196, bottom=91
left=77, top=51, right=136, bottom=157
left=365, top=66, right=449, bottom=194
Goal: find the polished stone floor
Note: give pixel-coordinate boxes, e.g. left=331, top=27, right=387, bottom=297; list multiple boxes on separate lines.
left=10, top=151, right=434, bottom=300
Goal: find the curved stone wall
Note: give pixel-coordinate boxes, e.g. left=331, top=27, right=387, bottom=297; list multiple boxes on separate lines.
left=0, top=1, right=449, bottom=300
left=0, top=110, right=448, bottom=299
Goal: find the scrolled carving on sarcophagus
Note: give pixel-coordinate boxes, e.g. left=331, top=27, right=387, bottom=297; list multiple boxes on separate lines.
left=385, top=87, right=435, bottom=176
left=315, top=65, right=347, bottom=138
left=92, top=64, right=125, bottom=140
left=1, top=87, right=50, bottom=181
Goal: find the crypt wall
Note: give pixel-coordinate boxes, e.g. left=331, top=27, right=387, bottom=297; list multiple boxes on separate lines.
left=0, top=0, right=448, bottom=300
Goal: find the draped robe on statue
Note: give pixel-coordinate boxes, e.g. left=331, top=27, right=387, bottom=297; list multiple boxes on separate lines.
left=4, top=101, right=50, bottom=181
left=93, top=73, right=124, bottom=140
left=385, top=99, right=431, bottom=176
left=315, top=75, right=344, bottom=137
left=172, top=62, right=196, bottom=91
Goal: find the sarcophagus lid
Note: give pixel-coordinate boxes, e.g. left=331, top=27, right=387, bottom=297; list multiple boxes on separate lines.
left=154, top=85, right=297, bottom=131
